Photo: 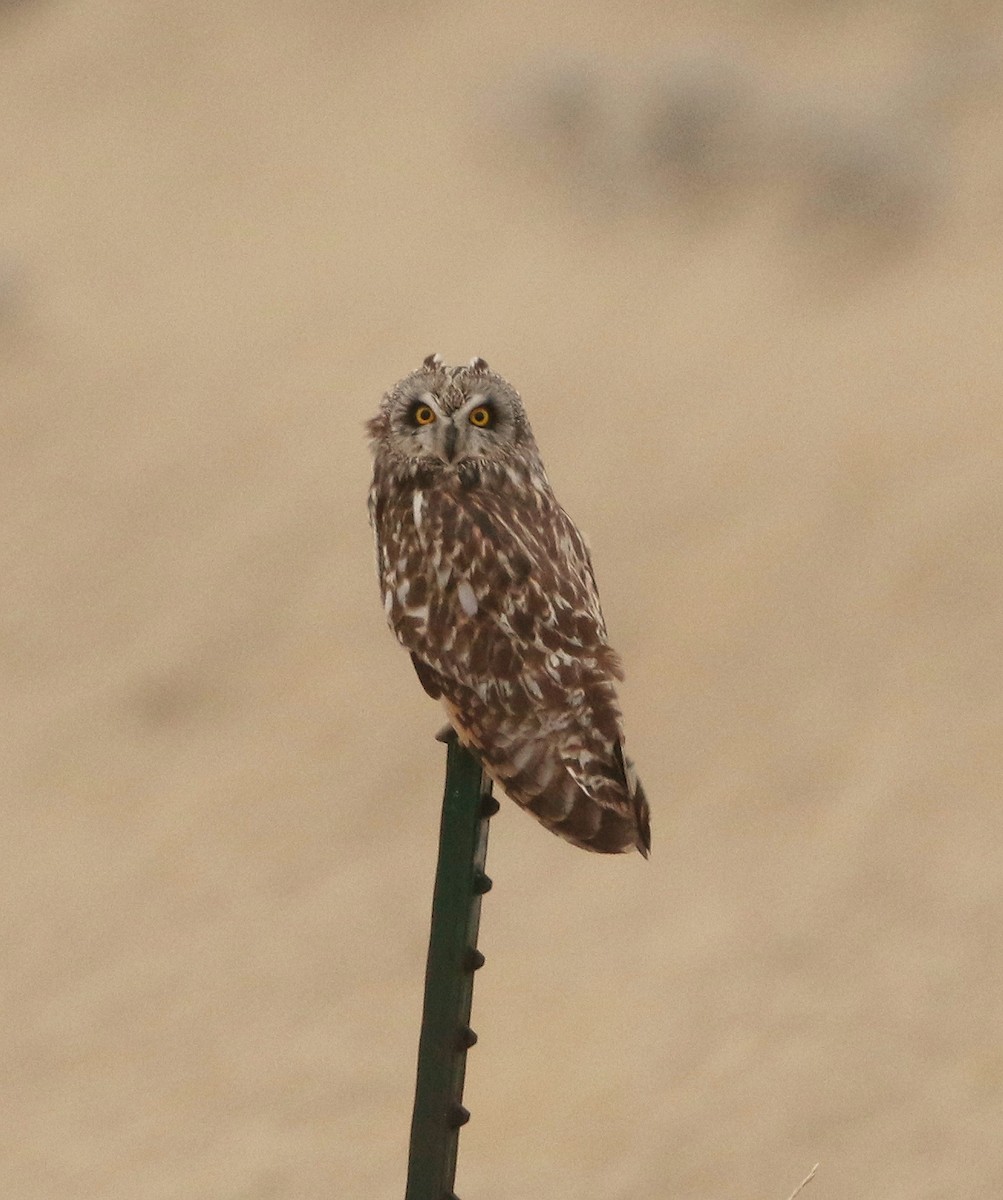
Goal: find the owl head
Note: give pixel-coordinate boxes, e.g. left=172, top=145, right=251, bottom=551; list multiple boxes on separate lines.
left=367, top=354, right=537, bottom=472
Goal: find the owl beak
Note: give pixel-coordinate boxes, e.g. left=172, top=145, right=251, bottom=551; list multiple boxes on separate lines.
left=440, top=420, right=459, bottom=463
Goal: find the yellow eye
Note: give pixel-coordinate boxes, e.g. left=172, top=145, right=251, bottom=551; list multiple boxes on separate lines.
left=468, top=405, right=493, bottom=428
left=413, top=404, right=436, bottom=426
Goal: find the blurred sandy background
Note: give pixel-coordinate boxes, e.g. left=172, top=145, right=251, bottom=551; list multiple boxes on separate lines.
left=3, top=2, right=1002, bottom=1197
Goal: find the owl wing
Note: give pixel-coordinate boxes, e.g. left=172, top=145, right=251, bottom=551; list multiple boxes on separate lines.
left=376, top=475, right=647, bottom=854
left=389, top=481, right=618, bottom=691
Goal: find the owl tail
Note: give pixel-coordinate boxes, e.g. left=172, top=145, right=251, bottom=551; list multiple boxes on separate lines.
left=479, top=735, right=651, bottom=857
left=519, top=764, right=650, bottom=855
left=615, top=740, right=652, bottom=858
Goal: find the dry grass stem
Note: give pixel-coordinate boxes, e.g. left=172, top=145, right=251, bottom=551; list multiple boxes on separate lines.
left=784, top=1163, right=819, bottom=1200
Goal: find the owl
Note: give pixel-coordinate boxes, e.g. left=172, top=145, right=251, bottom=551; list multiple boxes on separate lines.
left=367, top=355, right=650, bottom=856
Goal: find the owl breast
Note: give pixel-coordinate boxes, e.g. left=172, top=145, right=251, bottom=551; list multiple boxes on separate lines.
left=373, top=460, right=601, bottom=687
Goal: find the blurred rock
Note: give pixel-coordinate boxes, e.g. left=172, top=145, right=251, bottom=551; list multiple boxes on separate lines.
left=779, top=103, right=943, bottom=250
left=480, top=56, right=603, bottom=183
left=637, top=49, right=760, bottom=208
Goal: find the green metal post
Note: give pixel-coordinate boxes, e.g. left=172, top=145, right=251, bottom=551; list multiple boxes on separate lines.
left=405, top=731, right=497, bottom=1200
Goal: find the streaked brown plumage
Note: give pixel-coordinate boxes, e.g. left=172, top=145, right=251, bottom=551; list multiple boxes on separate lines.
left=366, top=354, right=650, bottom=856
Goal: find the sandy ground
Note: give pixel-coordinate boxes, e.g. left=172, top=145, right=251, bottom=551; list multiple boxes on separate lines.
left=3, top=2, right=1003, bottom=1197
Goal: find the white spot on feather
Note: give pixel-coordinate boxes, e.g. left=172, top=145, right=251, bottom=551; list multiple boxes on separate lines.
left=383, top=591, right=393, bottom=617
left=396, top=580, right=410, bottom=604
left=511, top=741, right=538, bottom=771
left=536, top=757, right=557, bottom=786
left=457, top=580, right=479, bottom=617
left=412, top=490, right=424, bottom=530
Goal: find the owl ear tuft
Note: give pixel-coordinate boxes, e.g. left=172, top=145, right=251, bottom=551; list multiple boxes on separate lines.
left=468, top=356, right=489, bottom=373
left=422, top=352, right=443, bottom=371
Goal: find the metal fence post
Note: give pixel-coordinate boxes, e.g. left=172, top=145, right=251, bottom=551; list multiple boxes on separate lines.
left=404, top=730, right=498, bottom=1200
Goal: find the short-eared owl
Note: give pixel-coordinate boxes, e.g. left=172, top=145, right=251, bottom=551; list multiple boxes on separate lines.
left=367, top=355, right=650, bottom=856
